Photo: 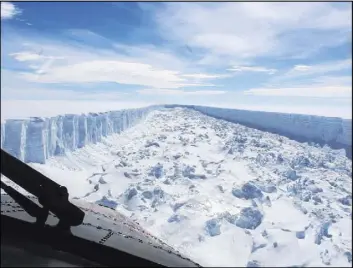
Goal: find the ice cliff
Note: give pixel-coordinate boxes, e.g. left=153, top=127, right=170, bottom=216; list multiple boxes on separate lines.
left=166, top=105, right=352, bottom=159
left=1, top=104, right=351, bottom=163
left=1, top=106, right=159, bottom=164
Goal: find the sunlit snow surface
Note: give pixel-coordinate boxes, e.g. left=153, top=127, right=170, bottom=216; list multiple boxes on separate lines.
left=3, top=108, right=352, bottom=267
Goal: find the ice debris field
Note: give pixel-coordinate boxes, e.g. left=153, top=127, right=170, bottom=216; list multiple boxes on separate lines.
left=1, top=105, right=352, bottom=267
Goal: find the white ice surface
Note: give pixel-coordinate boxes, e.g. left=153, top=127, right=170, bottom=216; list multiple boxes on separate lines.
left=1, top=108, right=352, bottom=266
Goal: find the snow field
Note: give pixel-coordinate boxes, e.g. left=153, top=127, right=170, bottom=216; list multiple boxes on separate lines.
left=2, top=108, right=350, bottom=266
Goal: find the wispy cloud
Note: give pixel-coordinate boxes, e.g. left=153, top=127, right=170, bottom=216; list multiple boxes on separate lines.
left=154, top=2, right=352, bottom=62
left=5, top=32, right=224, bottom=90
left=181, top=73, right=231, bottom=79
left=1, top=2, right=351, bottom=118
left=312, top=75, right=352, bottom=86
left=244, top=85, right=351, bottom=98
left=293, top=65, right=312, bottom=71
left=1, top=69, right=130, bottom=101
left=245, top=59, right=352, bottom=99
left=2, top=86, right=130, bottom=101
left=137, top=88, right=227, bottom=96
left=10, top=51, right=63, bottom=62
left=20, top=60, right=190, bottom=88
left=227, top=65, right=277, bottom=74
left=267, top=58, right=352, bottom=87
left=112, top=43, right=190, bottom=71
left=281, top=59, right=351, bottom=79
left=1, top=2, right=21, bottom=20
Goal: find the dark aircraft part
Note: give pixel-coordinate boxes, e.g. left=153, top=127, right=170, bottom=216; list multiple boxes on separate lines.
left=1, top=194, right=200, bottom=267
left=1, top=147, right=201, bottom=267
left=1, top=148, right=85, bottom=228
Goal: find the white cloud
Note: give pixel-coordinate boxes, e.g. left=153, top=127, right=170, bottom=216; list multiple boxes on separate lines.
left=286, top=59, right=351, bottom=77
left=113, top=43, right=190, bottom=71
left=5, top=31, right=224, bottom=89
left=2, top=4, right=351, bottom=108
left=293, top=65, right=311, bottom=71
left=1, top=2, right=21, bottom=20
left=10, top=51, right=43, bottom=61
left=181, top=73, right=231, bottom=79
left=137, top=88, right=227, bottom=96
left=19, top=60, right=213, bottom=89
left=228, top=66, right=277, bottom=74
left=312, top=75, right=352, bottom=86
left=268, top=59, right=352, bottom=86
left=244, top=85, right=352, bottom=98
left=10, top=51, right=63, bottom=62
left=1, top=69, right=129, bottom=101
left=9, top=50, right=66, bottom=80
left=2, top=87, right=129, bottom=101
left=154, top=2, right=352, bottom=61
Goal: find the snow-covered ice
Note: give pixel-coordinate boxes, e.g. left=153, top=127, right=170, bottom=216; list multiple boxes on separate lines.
left=1, top=107, right=352, bottom=267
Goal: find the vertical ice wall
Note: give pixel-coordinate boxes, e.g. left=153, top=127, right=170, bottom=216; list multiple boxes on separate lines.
left=1, top=123, right=5, bottom=149
left=101, top=112, right=113, bottom=137
left=87, top=114, right=97, bottom=144
left=54, top=116, right=65, bottom=155
left=1, top=106, right=159, bottom=164
left=109, top=111, right=123, bottom=134
left=96, top=114, right=103, bottom=143
left=78, top=115, right=88, bottom=148
left=45, top=118, right=55, bottom=158
left=3, top=119, right=28, bottom=162
left=169, top=105, right=352, bottom=159
left=24, top=117, right=47, bottom=164
left=62, top=114, right=78, bottom=151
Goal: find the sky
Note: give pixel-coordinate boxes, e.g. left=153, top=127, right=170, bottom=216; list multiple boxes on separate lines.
left=1, top=2, right=352, bottom=118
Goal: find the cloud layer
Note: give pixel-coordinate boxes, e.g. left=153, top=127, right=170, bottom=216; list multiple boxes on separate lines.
left=1, top=2, right=21, bottom=20
left=1, top=2, right=351, bottom=118
left=154, top=2, right=352, bottom=62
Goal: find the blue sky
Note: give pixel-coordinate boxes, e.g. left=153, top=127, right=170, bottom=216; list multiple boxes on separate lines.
left=1, top=2, right=352, bottom=117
